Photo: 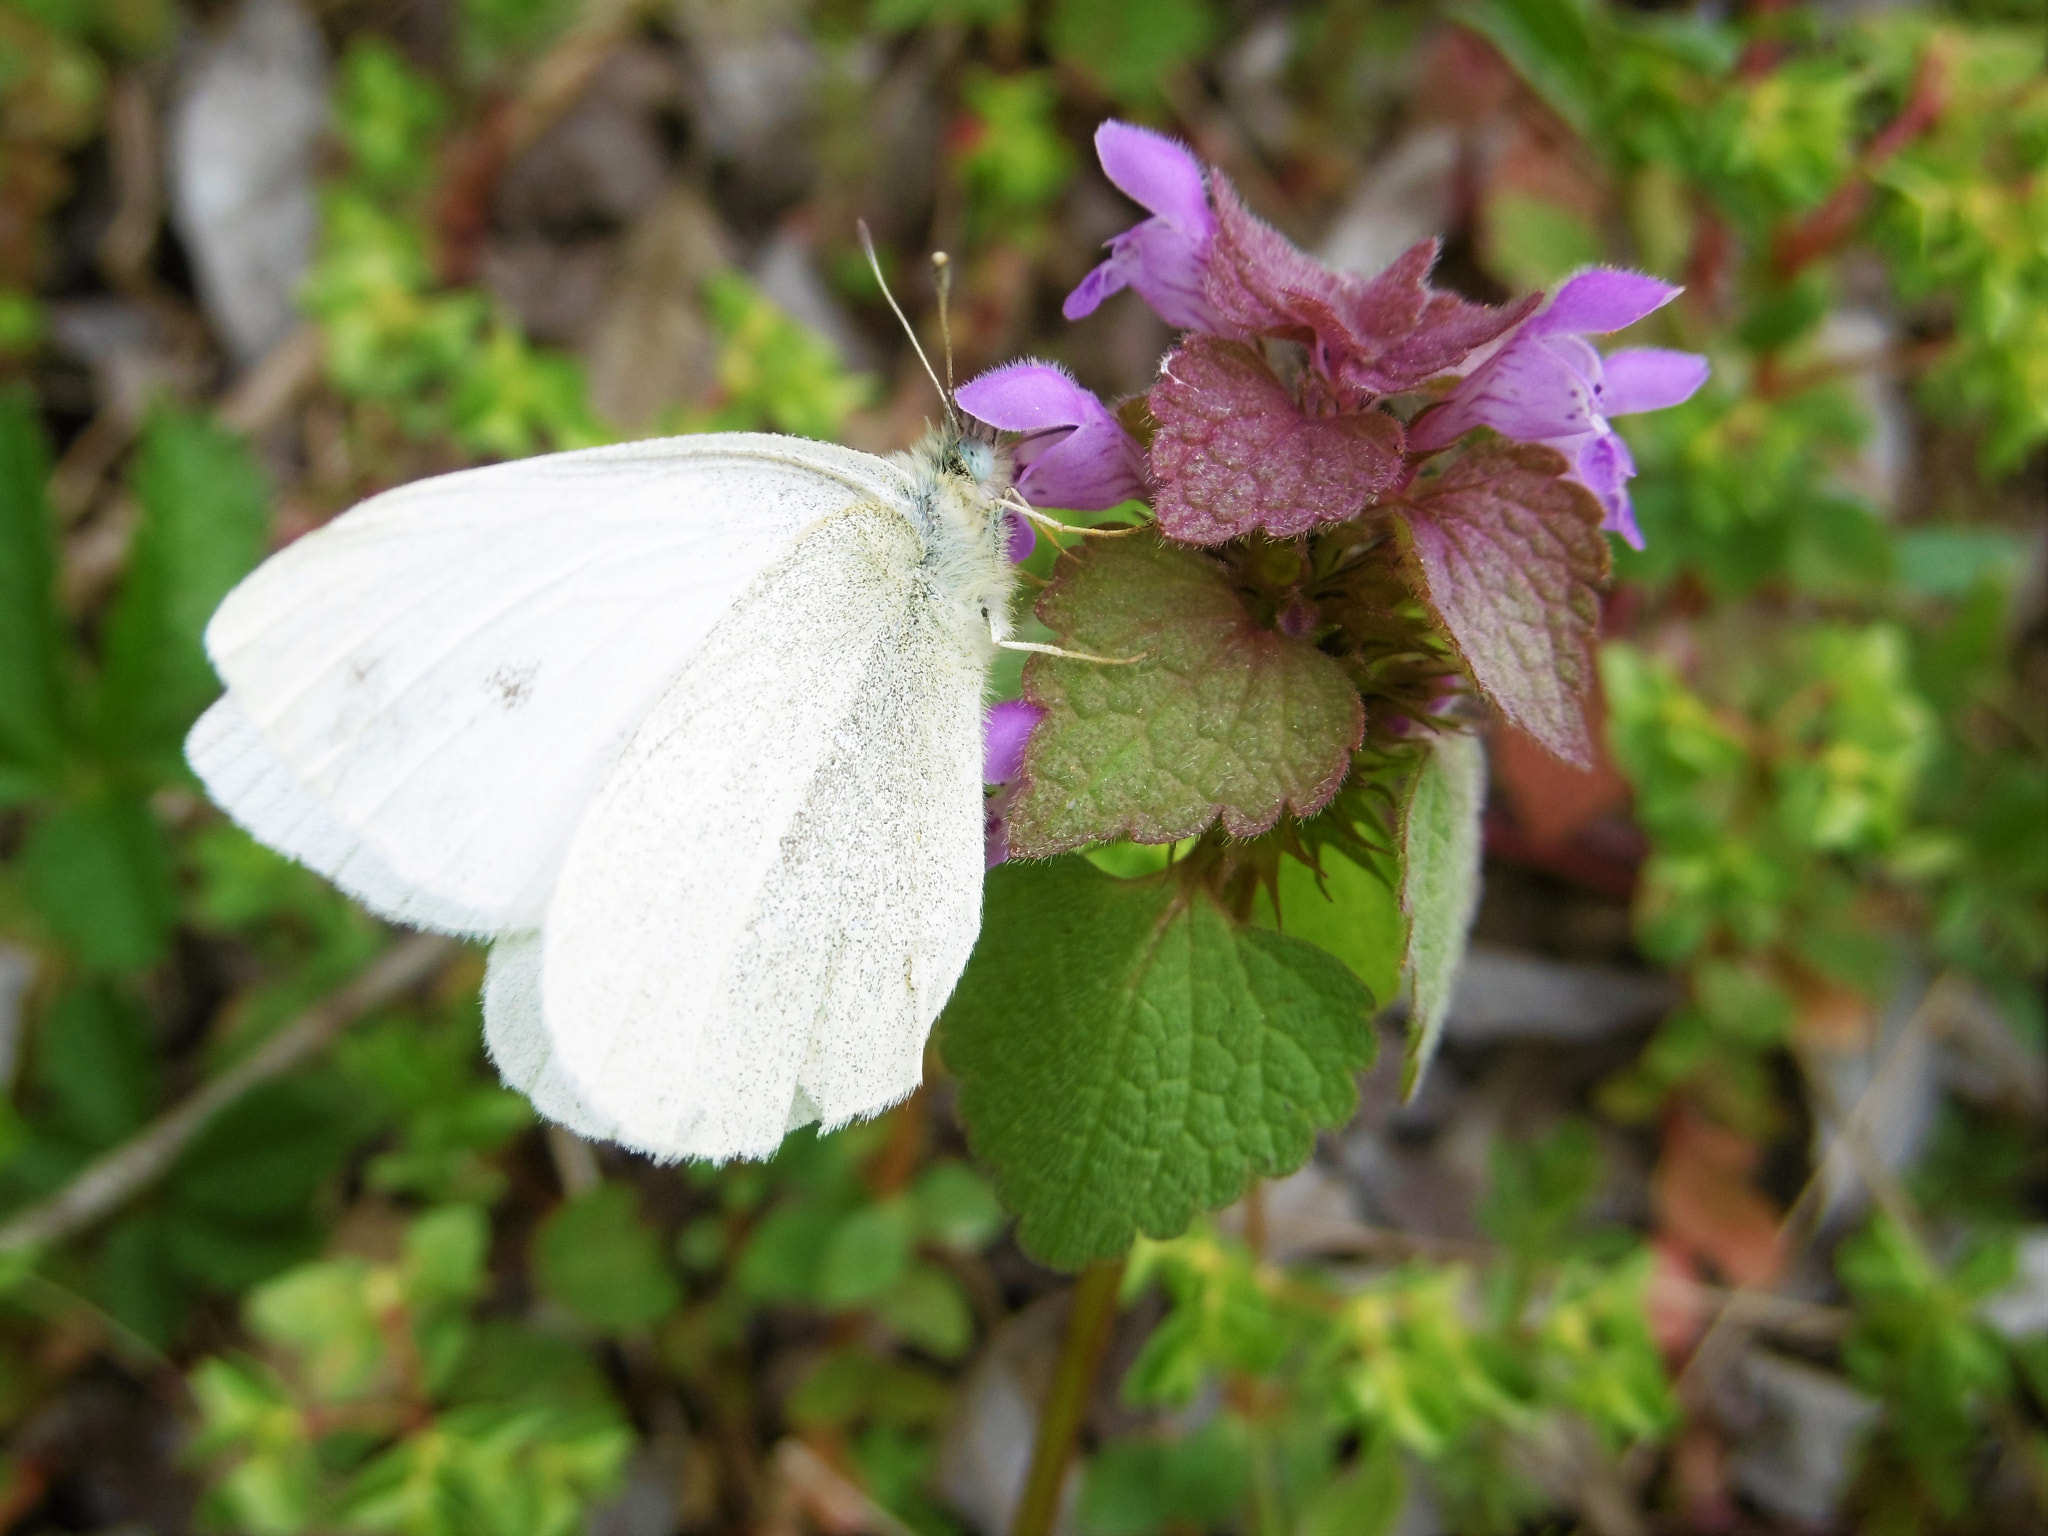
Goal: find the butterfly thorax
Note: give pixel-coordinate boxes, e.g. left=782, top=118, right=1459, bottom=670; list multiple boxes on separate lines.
left=894, top=425, right=1018, bottom=655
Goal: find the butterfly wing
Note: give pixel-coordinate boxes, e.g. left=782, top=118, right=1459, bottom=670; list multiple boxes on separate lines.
left=191, top=434, right=910, bottom=935
left=500, top=500, right=989, bottom=1161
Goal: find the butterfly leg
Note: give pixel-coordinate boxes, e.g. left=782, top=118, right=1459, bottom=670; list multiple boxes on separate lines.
left=997, top=638, right=1149, bottom=666
left=1001, top=494, right=1149, bottom=546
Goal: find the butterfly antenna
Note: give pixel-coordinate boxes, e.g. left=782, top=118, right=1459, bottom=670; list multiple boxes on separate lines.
left=932, top=250, right=956, bottom=400
left=858, top=220, right=949, bottom=414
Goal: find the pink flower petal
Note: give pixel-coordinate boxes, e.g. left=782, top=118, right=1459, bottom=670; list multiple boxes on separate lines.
left=1111, top=219, right=1218, bottom=332
left=958, top=361, right=1149, bottom=512
left=1062, top=259, right=1127, bottom=321
left=958, top=360, right=1101, bottom=432
left=984, top=699, right=1045, bottom=784
left=1094, top=120, right=1211, bottom=234
left=1600, top=348, right=1711, bottom=416
left=1531, top=269, right=1681, bottom=336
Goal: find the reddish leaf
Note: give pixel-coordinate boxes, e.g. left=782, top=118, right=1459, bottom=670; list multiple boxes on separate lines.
left=1149, top=336, right=1405, bottom=544
left=1202, top=176, right=1348, bottom=345
left=1396, top=442, right=1609, bottom=766
left=1202, top=178, right=1536, bottom=396
left=1333, top=243, right=1540, bottom=398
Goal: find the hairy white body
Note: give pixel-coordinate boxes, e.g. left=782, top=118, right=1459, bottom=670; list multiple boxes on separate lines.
left=189, top=429, right=1017, bottom=1161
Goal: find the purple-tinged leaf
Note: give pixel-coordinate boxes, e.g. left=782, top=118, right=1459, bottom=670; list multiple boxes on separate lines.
left=1006, top=537, right=1364, bottom=856
left=1149, top=336, right=1405, bottom=543
left=1201, top=179, right=1535, bottom=396
left=1201, top=176, right=1348, bottom=344
left=1396, top=443, right=1609, bottom=766
left=1330, top=241, right=1539, bottom=397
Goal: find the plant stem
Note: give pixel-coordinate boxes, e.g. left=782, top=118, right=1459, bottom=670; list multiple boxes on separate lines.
left=1010, top=1254, right=1127, bottom=1536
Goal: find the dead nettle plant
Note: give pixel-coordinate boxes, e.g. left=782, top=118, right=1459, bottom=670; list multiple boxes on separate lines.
left=939, top=129, right=1704, bottom=1503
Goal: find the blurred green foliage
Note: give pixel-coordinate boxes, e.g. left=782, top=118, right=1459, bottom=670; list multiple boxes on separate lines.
left=0, top=0, right=2041, bottom=1530
left=1094, top=1129, right=1673, bottom=1536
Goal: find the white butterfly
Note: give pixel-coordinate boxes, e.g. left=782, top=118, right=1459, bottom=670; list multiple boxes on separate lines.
left=188, top=423, right=1037, bottom=1162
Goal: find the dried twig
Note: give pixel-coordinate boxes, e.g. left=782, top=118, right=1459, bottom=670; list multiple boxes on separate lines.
left=0, top=934, right=459, bottom=1255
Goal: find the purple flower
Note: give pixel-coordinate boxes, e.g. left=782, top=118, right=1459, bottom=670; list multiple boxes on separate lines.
left=1063, top=121, right=1219, bottom=332
left=1410, top=269, right=1710, bottom=547
left=983, top=700, right=1045, bottom=868
left=957, top=360, right=1149, bottom=512
left=984, top=699, right=1043, bottom=785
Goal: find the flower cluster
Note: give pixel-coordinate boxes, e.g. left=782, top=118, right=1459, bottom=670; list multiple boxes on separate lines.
left=962, top=119, right=1707, bottom=540
left=969, top=120, right=1711, bottom=838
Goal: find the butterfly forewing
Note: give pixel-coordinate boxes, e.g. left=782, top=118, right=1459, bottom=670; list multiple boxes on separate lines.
left=191, top=435, right=910, bottom=935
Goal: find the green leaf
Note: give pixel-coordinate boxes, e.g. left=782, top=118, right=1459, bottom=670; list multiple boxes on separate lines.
left=959, top=69, right=1075, bottom=220
left=98, top=407, right=269, bottom=766
left=787, top=1347, right=954, bottom=1431
left=872, top=1262, right=975, bottom=1359
left=1010, top=538, right=1364, bottom=856
left=1482, top=192, right=1603, bottom=290
left=1263, top=846, right=1406, bottom=1006
left=943, top=859, right=1375, bottom=1269
left=404, top=1205, right=491, bottom=1308
left=171, top=1080, right=356, bottom=1223
left=157, top=1080, right=357, bottom=1295
left=909, top=1160, right=1006, bottom=1251
left=30, top=983, right=157, bottom=1149
left=1451, top=0, right=1598, bottom=135
left=1047, top=0, right=1216, bottom=104
left=0, top=386, right=66, bottom=787
left=1078, top=1417, right=1252, bottom=1536
left=733, top=1202, right=838, bottom=1302
left=1397, top=441, right=1608, bottom=766
left=815, top=1198, right=914, bottom=1309
left=534, top=1185, right=680, bottom=1331
left=19, top=794, right=177, bottom=972
left=1399, top=733, right=1485, bottom=1099
left=1302, top=1433, right=1405, bottom=1536
left=245, top=1256, right=388, bottom=1401
left=96, top=1218, right=189, bottom=1345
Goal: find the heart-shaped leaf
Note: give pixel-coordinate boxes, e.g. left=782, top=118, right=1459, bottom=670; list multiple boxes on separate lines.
left=943, top=859, right=1376, bottom=1269
left=1007, top=537, right=1364, bottom=855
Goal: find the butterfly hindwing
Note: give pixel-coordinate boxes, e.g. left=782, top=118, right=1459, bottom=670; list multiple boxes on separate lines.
left=511, top=501, right=990, bottom=1161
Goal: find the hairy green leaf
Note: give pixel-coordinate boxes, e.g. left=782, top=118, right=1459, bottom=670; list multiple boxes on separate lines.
left=1009, top=538, right=1363, bottom=855
left=0, top=387, right=65, bottom=792
left=1400, top=734, right=1486, bottom=1098
left=942, top=859, right=1375, bottom=1269
left=99, top=407, right=270, bottom=766
left=1397, top=442, right=1607, bottom=766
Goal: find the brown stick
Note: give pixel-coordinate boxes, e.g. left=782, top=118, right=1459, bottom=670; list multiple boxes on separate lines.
left=0, top=934, right=459, bottom=1255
